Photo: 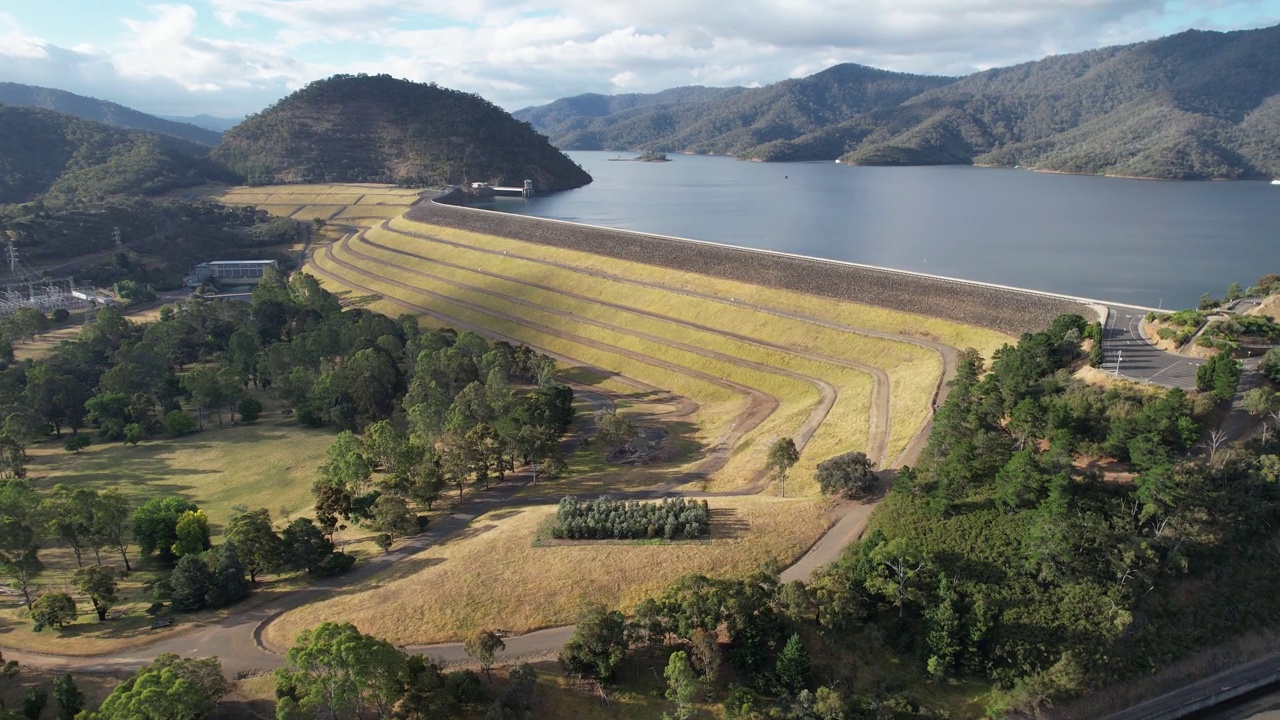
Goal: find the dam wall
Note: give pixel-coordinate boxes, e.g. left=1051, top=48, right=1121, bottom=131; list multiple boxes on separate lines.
left=416, top=191, right=1090, bottom=336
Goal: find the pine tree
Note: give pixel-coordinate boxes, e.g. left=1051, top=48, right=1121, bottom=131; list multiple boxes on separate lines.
left=53, top=673, right=84, bottom=720
left=170, top=554, right=213, bottom=612
left=774, top=634, right=811, bottom=696
left=208, top=541, right=251, bottom=608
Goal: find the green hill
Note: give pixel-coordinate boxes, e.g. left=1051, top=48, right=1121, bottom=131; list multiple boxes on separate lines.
left=516, top=64, right=953, bottom=157
left=0, top=82, right=222, bottom=145
left=0, top=105, right=232, bottom=205
left=838, top=26, right=1280, bottom=178
left=214, top=74, right=592, bottom=191
left=519, top=24, right=1280, bottom=179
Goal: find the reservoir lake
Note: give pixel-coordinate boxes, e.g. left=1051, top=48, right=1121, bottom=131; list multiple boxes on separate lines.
left=485, top=151, right=1280, bottom=309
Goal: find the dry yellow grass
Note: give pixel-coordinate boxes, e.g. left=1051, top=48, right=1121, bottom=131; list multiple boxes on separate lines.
left=264, top=495, right=830, bottom=647
left=1248, top=294, right=1280, bottom=321
left=15, top=306, right=165, bottom=361
left=334, top=205, right=408, bottom=220
left=312, top=248, right=745, bottom=469
left=1073, top=366, right=1162, bottom=394
left=388, top=216, right=1012, bottom=357
left=360, top=224, right=936, bottom=463
left=290, top=205, right=346, bottom=221
left=315, top=249, right=819, bottom=486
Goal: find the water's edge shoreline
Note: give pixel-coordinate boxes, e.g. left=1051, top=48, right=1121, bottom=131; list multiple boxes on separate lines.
left=420, top=188, right=1101, bottom=336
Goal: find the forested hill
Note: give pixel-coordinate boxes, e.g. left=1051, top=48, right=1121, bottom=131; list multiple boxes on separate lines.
left=213, top=74, right=593, bottom=191
left=514, top=85, right=749, bottom=145
left=520, top=24, right=1280, bottom=179
left=0, top=105, right=234, bottom=205
left=830, top=25, right=1280, bottom=178
left=0, top=82, right=222, bottom=145
left=515, top=64, right=954, bottom=157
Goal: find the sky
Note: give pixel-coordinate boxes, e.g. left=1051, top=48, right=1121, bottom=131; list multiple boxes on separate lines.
left=0, top=0, right=1277, bottom=118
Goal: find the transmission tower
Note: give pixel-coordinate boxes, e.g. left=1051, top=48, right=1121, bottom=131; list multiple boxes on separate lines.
left=113, top=227, right=123, bottom=253
left=6, top=238, right=18, bottom=277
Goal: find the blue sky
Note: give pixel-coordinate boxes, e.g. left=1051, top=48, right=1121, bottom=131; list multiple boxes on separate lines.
left=1, top=1, right=1277, bottom=117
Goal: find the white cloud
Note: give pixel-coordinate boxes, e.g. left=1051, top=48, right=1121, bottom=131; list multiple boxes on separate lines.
left=0, top=1, right=1275, bottom=116
left=0, top=12, right=50, bottom=59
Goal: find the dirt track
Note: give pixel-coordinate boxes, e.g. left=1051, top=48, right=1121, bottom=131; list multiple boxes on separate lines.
left=315, top=239, right=779, bottom=484
left=355, top=224, right=894, bottom=466
left=3, top=203, right=969, bottom=677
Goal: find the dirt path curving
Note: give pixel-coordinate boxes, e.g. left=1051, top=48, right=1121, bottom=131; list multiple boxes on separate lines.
left=314, top=239, right=776, bottom=483
left=334, top=231, right=841, bottom=471
left=383, top=218, right=959, bottom=464
left=352, top=229, right=890, bottom=467
left=4, top=213, right=963, bottom=677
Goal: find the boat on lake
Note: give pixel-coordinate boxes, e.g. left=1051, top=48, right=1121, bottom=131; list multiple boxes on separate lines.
left=1272, top=179, right=1280, bottom=185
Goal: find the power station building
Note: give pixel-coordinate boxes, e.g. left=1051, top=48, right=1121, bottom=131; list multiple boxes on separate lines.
left=185, top=260, right=279, bottom=287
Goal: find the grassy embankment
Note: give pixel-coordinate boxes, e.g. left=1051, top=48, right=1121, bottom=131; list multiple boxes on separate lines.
left=210, top=184, right=1010, bottom=648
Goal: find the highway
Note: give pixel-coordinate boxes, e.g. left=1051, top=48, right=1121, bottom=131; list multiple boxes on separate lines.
left=1097, top=653, right=1280, bottom=720
left=1100, top=303, right=1203, bottom=390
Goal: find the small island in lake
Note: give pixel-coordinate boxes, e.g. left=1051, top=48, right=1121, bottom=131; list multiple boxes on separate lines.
left=608, top=151, right=671, bottom=162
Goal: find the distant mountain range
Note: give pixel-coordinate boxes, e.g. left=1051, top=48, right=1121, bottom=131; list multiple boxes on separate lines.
left=159, top=114, right=243, bottom=133
left=516, top=25, right=1280, bottom=180
left=0, top=82, right=223, bottom=146
left=214, top=74, right=591, bottom=191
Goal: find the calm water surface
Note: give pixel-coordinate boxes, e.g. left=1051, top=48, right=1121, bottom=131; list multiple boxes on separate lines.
left=488, top=151, right=1280, bottom=308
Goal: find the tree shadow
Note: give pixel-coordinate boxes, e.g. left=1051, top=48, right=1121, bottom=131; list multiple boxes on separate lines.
left=558, top=366, right=620, bottom=386
left=355, top=556, right=447, bottom=588
left=214, top=697, right=276, bottom=720
left=710, top=508, right=749, bottom=540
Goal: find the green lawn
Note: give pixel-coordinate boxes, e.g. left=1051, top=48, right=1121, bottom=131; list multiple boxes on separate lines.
left=26, top=414, right=335, bottom=536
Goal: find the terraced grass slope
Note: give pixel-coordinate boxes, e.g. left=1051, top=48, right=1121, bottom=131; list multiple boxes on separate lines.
left=209, top=183, right=1011, bottom=642
left=221, top=184, right=1011, bottom=495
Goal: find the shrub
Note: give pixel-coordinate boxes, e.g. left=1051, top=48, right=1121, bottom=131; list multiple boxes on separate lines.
left=123, top=422, right=145, bottom=446
left=163, top=409, right=197, bottom=437
left=237, top=396, right=262, bottom=423
left=1262, top=348, right=1280, bottom=383
left=64, top=434, right=90, bottom=453
left=316, top=551, right=357, bottom=577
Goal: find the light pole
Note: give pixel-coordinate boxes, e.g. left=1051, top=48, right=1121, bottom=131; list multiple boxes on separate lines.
left=1158, top=298, right=1162, bottom=310
left=1115, top=349, right=1123, bottom=376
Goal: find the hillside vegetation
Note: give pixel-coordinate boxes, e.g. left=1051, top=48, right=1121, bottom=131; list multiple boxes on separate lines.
left=517, top=64, right=953, bottom=158
left=0, top=105, right=232, bottom=205
left=519, top=25, right=1280, bottom=179
left=214, top=74, right=592, bottom=191
left=0, top=82, right=222, bottom=145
